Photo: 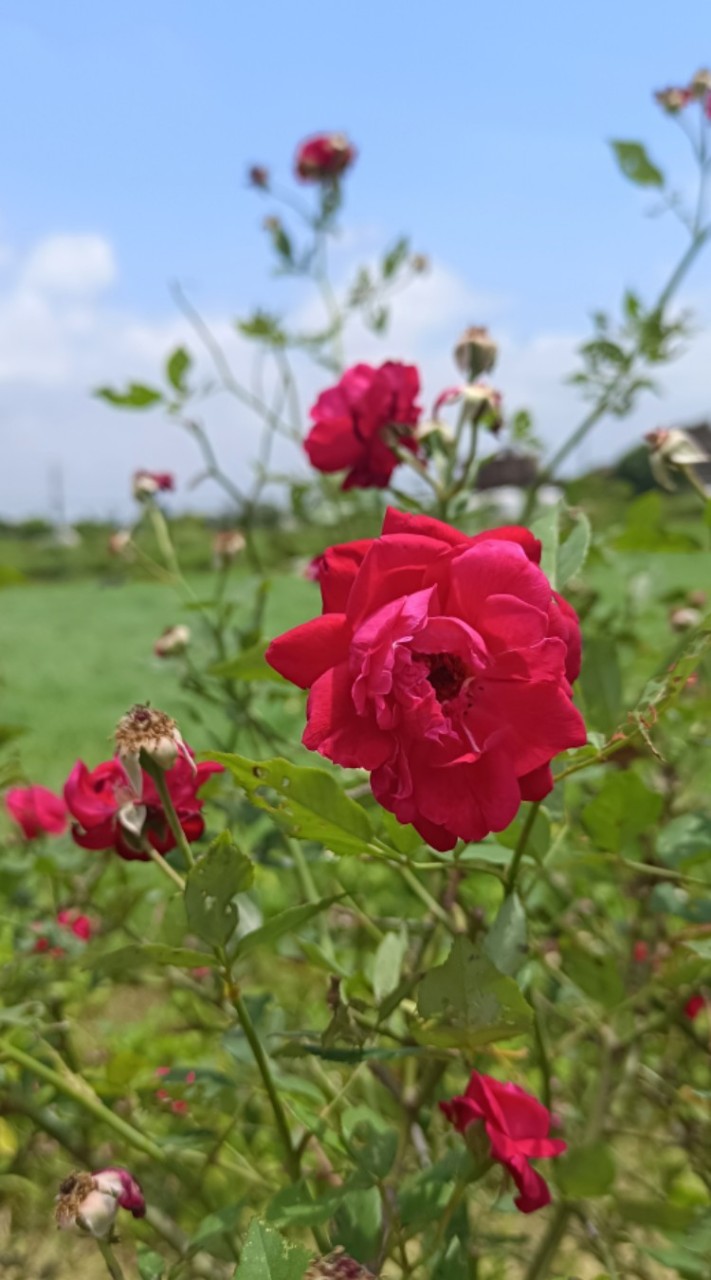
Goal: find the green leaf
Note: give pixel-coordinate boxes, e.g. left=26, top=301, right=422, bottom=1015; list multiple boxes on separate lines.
left=209, top=641, right=287, bottom=683
left=91, top=944, right=211, bottom=976
left=372, top=929, right=408, bottom=1002
left=95, top=383, right=163, bottom=409
left=267, top=1181, right=350, bottom=1228
left=532, top=503, right=562, bottom=588
left=165, top=346, right=191, bottom=394
left=557, top=511, right=592, bottom=587
left=617, top=1198, right=700, bottom=1231
left=484, top=893, right=527, bottom=976
left=579, top=635, right=623, bottom=735
left=657, top=815, right=711, bottom=869
left=184, top=832, right=254, bottom=947
left=137, top=1247, right=166, bottom=1279
left=382, top=236, right=409, bottom=279
left=342, top=1106, right=398, bottom=1180
left=559, top=939, right=625, bottom=1007
left=610, top=140, right=664, bottom=187
left=233, top=897, right=341, bottom=962
left=189, top=1204, right=245, bottom=1259
left=582, top=772, right=663, bottom=853
left=234, top=1219, right=310, bottom=1280
left=555, top=1141, right=616, bottom=1197
left=416, top=937, right=532, bottom=1049
left=334, top=1187, right=381, bottom=1266
left=237, top=311, right=287, bottom=346
left=206, top=753, right=375, bottom=856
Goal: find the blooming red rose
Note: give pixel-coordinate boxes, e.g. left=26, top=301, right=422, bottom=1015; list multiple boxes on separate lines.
left=295, top=133, right=356, bottom=182
left=5, top=785, right=67, bottom=839
left=64, top=753, right=222, bottom=861
left=305, top=363, right=421, bottom=490
left=440, top=1070, right=566, bottom=1213
left=267, top=509, right=585, bottom=850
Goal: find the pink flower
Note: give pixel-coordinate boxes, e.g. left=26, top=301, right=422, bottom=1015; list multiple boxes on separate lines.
left=267, top=509, right=585, bottom=851
left=440, top=1070, right=566, bottom=1213
left=295, top=133, right=356, bottom=182
left=5, top=785, right=67, bottom=839
left=305, top=362, right=422, bottom=490
left=63, top=753, right=222, bottom=861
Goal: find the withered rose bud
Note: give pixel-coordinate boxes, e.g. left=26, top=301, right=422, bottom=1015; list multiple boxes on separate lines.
left=669, top=606, right=702, bottom=632
left=132, top=470, right=175, bottom=500
left=115, top=704, right=193, bottom=795
left=688, top=589, right=708, bottom=609
left=248, top=164, right=270, bottom=189
left=410, top=253, right=429, bottom=274
left=55, top=1167, right=145, bottom=1238
left=263, top=215, right=282, bottom=233
left=305, top=1249, right=376, bottom=1279
left=107, top=530, right=132, bottom=558
left=453, top=326, right=498, bottom=380
left=654, top=86, right=692, bottom=113
left=645, top=427, right=709, bottom=490
left=213, top=529, right=246, bottom=567
left=689, top=68, right=711, bottom=99
left=154, top=624, right=191, bottom=658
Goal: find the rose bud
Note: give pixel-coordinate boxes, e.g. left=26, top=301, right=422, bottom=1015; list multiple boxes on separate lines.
left=410, top=253, right=429, bottom=274
left=305, top=1250, right=375, bottom=1279
left=132, top=470, right=175, bottom=500
left=654, top=86, right=692, bottom=112
left=5, top=785, right=67, bottom=839
left=453, top=326, right=499, bottom=381
left=55, top=1167, right=145, bottom=1238
left=154, top=624, right=191, bottom=658
left=645, top=427, right=709, bottom=490
left=688, top=589, right=708, bottom=609
left=115, top=704, right=193, bottom=795
left=247, top=164, right=270, bottom=189
left=632, top=940, right=650, bottom=964
left=669, top=606, right=702, bottom=632
left=107, top=530, right=132, bottom=558
left=295, top=133, right=356, bottom=183
left=689, top=69, right=711, bottom=99
left=57, top=908, right=93, bottom=942
left=212, top=529, right=246, bottom=567
left=685, top=994, right=706, bottom=1020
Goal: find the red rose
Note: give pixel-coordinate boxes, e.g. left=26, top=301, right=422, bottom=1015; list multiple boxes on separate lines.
left=64, top=753, right=221, bottom=861
left=57, top=908, right=93, bottom=942
left=5, top=785, right=67, bottom=839
left=440, top=1070, right=566, bottom=1213
left=295, top=133, right=356, bottom=182
left=267, top=509, right=585, bottom=850
left=685, top=993, right=706, bottom=1020
left=305, top=363, right=421, bottom=490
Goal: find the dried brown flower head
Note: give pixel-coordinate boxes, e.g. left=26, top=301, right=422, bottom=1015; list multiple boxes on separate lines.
left=305, top=1250, right=376, bottom=1279
left=115, top=704, right=192, bottom=794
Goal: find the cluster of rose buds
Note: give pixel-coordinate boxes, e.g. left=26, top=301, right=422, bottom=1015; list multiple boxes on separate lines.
left=155, top=1066, right=196, bottom=1116
left=55, top=1167, right=145, bottom=1238
left=32, top=908, right=93, bottom=955
left=655, top=68, right=711, bottom=117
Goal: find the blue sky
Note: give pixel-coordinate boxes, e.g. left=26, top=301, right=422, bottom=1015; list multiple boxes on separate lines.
left=1, top=1, right=710, bottom=517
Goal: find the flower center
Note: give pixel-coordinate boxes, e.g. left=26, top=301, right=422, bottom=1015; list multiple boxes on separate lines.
left=420, top=652, right=469, bottom=703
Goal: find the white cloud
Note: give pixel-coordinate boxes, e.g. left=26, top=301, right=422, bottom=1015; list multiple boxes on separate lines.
left=0, top=229, right=710, bottom=520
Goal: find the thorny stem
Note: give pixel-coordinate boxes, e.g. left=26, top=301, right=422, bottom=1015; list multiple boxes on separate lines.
left=96, top=1239, right=128, bottom=1280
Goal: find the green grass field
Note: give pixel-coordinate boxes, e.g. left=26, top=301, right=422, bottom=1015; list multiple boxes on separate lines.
left=0, top=572, right=316, bottom=789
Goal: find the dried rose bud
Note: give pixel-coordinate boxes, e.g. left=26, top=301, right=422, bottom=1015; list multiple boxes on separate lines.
left=55, top=1167, right=145, bottom=1238
left=645, top=427, right=709, bottom=490
left=305, top=1249, right=376, bottom=1279
left=132, top=470, right=175, bottom=500
left=654, top=86, right=692, bottom=113
left=154, top=624, right=191, bottom=658
left=453, top=326, right=498, bottom=380
left=263, top=215, right=282, bottom=233
left=248, top=164, right=270, bottom=189
left=213, top=529, right=246, bottom=567
left=688, top=589, right=708, bottom=609
left=115, top=704, right=193, bottom=795
left=107, top=530, right=132, bottom=557
left=410, top=253, right=429, bottom=274
left=669, top=606, right=702, bottom=632
left=689, top=68, right=711, bottom=99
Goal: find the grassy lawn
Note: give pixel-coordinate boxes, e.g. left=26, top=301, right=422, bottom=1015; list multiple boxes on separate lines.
left=0, top=572, right=316, bottom=789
